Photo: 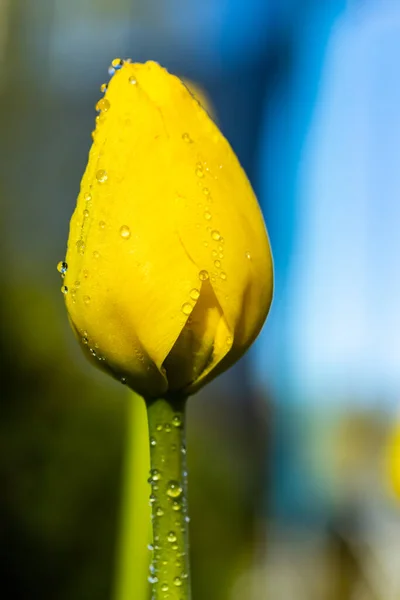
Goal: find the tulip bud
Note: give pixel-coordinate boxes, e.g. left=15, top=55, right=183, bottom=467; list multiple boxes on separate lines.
left=61, top=60, right=273, bottom=399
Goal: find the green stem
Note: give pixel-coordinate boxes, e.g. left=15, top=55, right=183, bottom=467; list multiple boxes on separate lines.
left=146, top=396, right=191, bottom=599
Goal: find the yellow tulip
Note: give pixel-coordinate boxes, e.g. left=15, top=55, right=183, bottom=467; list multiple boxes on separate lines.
left=62, top=60, right=273, bottom=399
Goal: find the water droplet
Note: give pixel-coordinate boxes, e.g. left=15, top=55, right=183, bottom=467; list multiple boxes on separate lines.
left=76, top=240, right=85, bottom=255
left=149, top=494, right=156, bottom=504
left=156, top=424, right=163, bottom=432
left=211, top=230, right=221, bottom=241
left=99, top=220, right=106, bottom=229
left=148, top=543, right=154, bottom=551
left=203, top=187, right=210, bottom=196
left=164, top=423, right=171, bottom=433
left=57, top=261, right=68, bottom=274
left=182, top=132, right=192, bottom=143
left=100, top=83, right=108, bottom=93
left=199, top=269, right=209, bottom=281
left=95, top=98, right=110, bottom=112
left=167, top=481, right=183, bottom=499
left=195, top=162, right=204, bottom=178
left=173, top=576, right=182, bottom=587
left=167, top=532, right=177, bottom=543
left=161, top=583, right=169, bottom=592
left=148, top=575, right=158, bottom=584
left=129, top=75, right=137, bottom=85
left=75, top=280, right=81, bottom=288
left=185, top=516, right=191, bottom=523
left=83, top=269, right=89, bottom=278
left=83, top=295, right=91, bottom=305
left=204, top=211, right=212, bottom=220
left=150, top=469, right=161, bottom=481
left=181, top=303, right=193, bottom=316
left=150, top=437, right=157, bottom=447
left=172, top=415, right=182, bottom=428
left=212, top=249, right=218, bottom=258
left=219, top=252, right=224, bottom=259
left=190, top=288, right=200, bottom=301
left=226, top=336, right=233, bottom=345
left=214, top=260, right=221, bottom=269
left=83, top=209, right=89, bottom=218
left=220, top=271, right=227, bottom=280
left=203, top=241, right=209, bottom=247
left=108, top=66, right=115, bottom=76
left=111, top=58, right=123, bottom=69
left=245, top=251, right=251, bottom=260
left=96, top=169, right=108, bottom=183
left=84, top=192, right=92, bottom=202
left=92, top=250, right=100, bottom=259
left=82, top=336, right=88, bottom=345
left=120, top=225, right=131, bottom=239
left=156, top=507, right=164, bottom=517
left=61, top=285, right=68, bottom=294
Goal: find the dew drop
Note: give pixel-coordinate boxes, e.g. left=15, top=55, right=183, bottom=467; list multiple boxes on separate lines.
left=61, top=285, right=68, bottom=294
left=95, top=98, right=110, bottom=112
left=150, top=468, right=161, bottom=481
left=120, top=225, right=131, bottom=239
left=82, top=336, right=88, bottom=345
left=111, top=58, right=123, bottom=69
left=182, top=132, right=192, bottom=143
left=172, top=501, right=182, bottom=511
left=173, top=576, right=182, bottom=587
left=83, top=295, right=91, bottom=305
left=164, top=423, right=171, bottom=433
left=100, top=83, right=108, bottom=93
left=198, top=269, right=209, bottom=281
left=93, top=250, right=100, bottom=259
left=161, top=583, right=169, bottom=592
left=83, top=269, right=89, bottom=278
left=96, top=169, right=108, bottom=183
left=121, top=377, right=127, bottom=384
left=76, top=240, right=85, bottom=255
left=172, top=414, right=182, bottom=428
left=167, top=481, right=183, bottom=499
left=211, top=230, right=221, bottom=241
left=57, top=261, right=68, bottom=275
left=99, top=220, right=106, bottom=229
left=108, top=66, right=115, bottom=76
left=150, top=437, right=157, bottom=447
left=190, top=288, right=200, bottom=301
left=156, top=507, right=164, bottom=517
left=203, top=187, right=210, bottom=196
left=212, top=250, right=218, bottom=258
left=214, top=260, right=221, bottom=269
left=148, top=576, right=158, bottom=584
left=245, top=251, right=251, bottom=260
left=84, top=192, right=91, bottom=202
left=129, top=75, right=137, bottom=85
left=181, top=303, right=193, bottom=316
left=167, top=532, right=177, bottom=543
left=75, top=280, right=81, bottom=288
left=204, top=210, right=212, bottom=221
left=149, top=494, right=156, bottom=504
left=83, top=209, right=89, bottom=218
left=220, top=271, right=227, bottom=280
left=195, top=162, right=204, bottom=178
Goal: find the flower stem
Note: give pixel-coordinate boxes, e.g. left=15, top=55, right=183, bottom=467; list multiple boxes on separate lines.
left=146, top=396, right=191, bottom=599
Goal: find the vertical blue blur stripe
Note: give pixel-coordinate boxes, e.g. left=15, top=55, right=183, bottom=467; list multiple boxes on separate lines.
left=252, top=1, right=347, bottom=404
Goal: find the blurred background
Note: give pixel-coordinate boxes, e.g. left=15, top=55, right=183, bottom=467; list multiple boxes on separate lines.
left=2, top=0, right=400, bottom=598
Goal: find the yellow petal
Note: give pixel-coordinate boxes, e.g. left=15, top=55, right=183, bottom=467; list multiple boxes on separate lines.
left=63, top=61, right=273, bottom=398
